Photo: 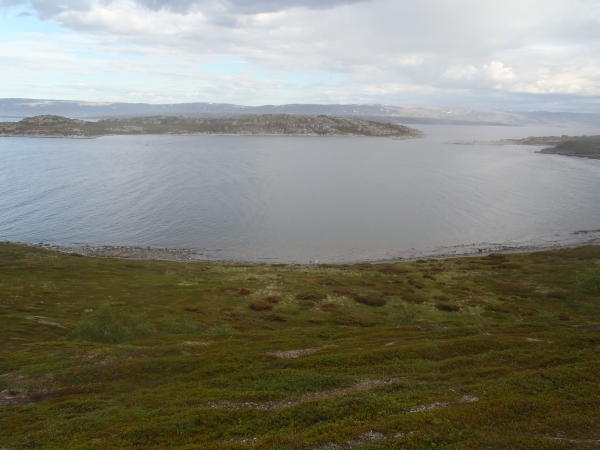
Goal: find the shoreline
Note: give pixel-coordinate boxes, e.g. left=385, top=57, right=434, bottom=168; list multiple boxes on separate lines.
left=11, top=231, right=600, bottom=264
left=0, top=132, right=420, bottom=139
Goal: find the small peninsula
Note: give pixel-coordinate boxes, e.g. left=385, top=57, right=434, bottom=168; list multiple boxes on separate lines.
left=0, top=114, right=422, bottom=138
left=453, top=135, right=600, bottom=159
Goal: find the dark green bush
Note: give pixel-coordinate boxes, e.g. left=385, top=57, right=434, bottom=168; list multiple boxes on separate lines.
left=354, top=293, right=387, bottom=307
left=69, top=304, right=157, bottom=343
left=163, top=316, right=199, bottom=334
left=576, top=265, right=600, bottom=294
left=435, top=302, right=460, bottom=312
left=296, top=290, right=325, bottom=300
left=403, top=293, right=427, bottom=304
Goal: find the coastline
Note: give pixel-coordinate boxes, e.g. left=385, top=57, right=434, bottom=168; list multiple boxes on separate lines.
left=0, top=132, right=421, bottom=139
left=13, top=230, right=600, bottom=264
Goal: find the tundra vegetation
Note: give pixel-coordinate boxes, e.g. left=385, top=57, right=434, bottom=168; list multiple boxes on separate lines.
left=0, top=243, right=599, bottom=449
left=0, top=115, right=421, bottom=138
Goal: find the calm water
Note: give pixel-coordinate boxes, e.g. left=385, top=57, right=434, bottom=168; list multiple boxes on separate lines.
left=1, top=125, right=600, bottom=263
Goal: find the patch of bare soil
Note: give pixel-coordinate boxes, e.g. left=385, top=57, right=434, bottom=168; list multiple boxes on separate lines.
left=184, top=341, right=212, bottom=346
left=266, top=346, right=331, bottom=359
left=313, top=431, right=387, bottom=450
left=546, top=436, right=600, bottom=444
left=206, top=378, right=405, bottom=411
left=409, top=401, right=449, bottom=413
left=0, top=389, right=53, bottom=406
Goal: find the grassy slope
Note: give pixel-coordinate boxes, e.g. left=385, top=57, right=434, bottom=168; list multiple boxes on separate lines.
left=541, top=136, right=600, bottom=159
left=1, top=243, right=599, bottom=449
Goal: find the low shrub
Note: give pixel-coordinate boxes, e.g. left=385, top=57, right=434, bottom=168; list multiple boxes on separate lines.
left=497, top=263, right=521, bottom=269
left=559, top=313, right=570, bottom=321
left=266, top=295, right=283, bottom=304
left=394, top=302, right=419, bottom=325
left=321, top=303, right=337, bottom=312
left=297, top=290, right=325, bottom=301
left=465, top=296, right=487, bottom=306
left=163, top=316, right=199, bottom=334
left=547, top=291, right=568, bottom=299
left=249, top=301, right=273, bottom=311
left=299, top=300, right=316, bottom=310
left=407, top=279, right=425, bottom=289
left=485, top=304, right=512, bottom=314
left=334, top=314, right=376, bottom=327
left=69, top=304, right=157, bottom=343
left=576, top=265, right=600, bottom=294
left=332, top=287, right=358, bottom=297
left=266, top=313, right=287, bottom=322
left=435, top=302, right=460, bottom=312
left=354, top=293, right=387, bottom=307
left=239, top=288, right=252, bottom=296
left=497, top=283, right=530, bottom=293
left=403, top=293, right=427, bottom=304
left=381, top=266, right=409, bottom=274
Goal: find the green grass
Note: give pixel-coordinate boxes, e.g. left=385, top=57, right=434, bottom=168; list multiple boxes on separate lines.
left=1, top=243, right=599, bottom=449
left=541, top=135, right=600, bottom=159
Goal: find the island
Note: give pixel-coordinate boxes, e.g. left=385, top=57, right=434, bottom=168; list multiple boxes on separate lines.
left=453, top=135, right=600, bottom=159
left=0, top=114, right=422, bottom=138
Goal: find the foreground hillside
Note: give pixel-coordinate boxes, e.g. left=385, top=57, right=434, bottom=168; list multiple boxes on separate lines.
left=0, top=115, right=421, bottom=138
left=1, top=243, right=599, bottom=449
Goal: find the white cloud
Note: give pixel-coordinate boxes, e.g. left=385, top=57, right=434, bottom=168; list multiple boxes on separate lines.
left=1, top=0, right=600, bottom=110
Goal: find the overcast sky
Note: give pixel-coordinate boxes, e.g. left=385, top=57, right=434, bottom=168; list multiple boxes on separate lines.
left=1, top=0, right=600, bottom=111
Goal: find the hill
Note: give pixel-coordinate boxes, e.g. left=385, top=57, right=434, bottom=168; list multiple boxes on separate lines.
left=4, top=98, right=600, bottom=126
left=0, top=114, right=421, bottom=138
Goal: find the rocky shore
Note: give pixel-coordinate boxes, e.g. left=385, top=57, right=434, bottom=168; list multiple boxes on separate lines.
left=16, top=229, right=600, bottom=264
left=451, top=136, right=569, bottom=146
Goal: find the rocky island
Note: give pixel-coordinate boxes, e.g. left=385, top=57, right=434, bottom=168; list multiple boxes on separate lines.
left=453, top=135, right=600, bottom=159
left=0, top=114, right=422, bottom=138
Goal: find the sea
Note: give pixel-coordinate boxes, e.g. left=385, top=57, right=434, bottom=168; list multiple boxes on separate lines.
left=1, top=124, right=599, bottom=263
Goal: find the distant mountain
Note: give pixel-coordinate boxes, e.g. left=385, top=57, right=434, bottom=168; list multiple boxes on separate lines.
left=2, top=98, right=600, bottom=127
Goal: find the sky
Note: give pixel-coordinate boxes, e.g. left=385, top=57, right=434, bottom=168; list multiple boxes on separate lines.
left=1, top=0, right=600, bottom=111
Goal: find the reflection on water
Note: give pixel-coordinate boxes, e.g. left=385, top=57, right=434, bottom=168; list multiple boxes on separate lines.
left=1, top=125, right=599, bottom=263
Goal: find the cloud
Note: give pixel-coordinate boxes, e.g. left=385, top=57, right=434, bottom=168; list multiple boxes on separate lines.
left=1, top=0, right=600, bottom=110
left=135, top=0, right=370, bottom=14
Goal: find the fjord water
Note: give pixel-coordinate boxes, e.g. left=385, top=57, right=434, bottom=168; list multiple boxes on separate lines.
left=1, top=125, right=600, bottom=263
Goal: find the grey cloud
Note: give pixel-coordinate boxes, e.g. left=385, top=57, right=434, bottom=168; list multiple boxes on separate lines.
left=0, top=0, right=25, bottom=6
left=4, top=0, right=91, bottom=18
left=135, top=0, right=368, bottom=14
left=5, top=0, right=600, bottom=111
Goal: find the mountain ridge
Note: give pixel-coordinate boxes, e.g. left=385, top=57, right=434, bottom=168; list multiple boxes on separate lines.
left=2, top=98, right=600, bottom=127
